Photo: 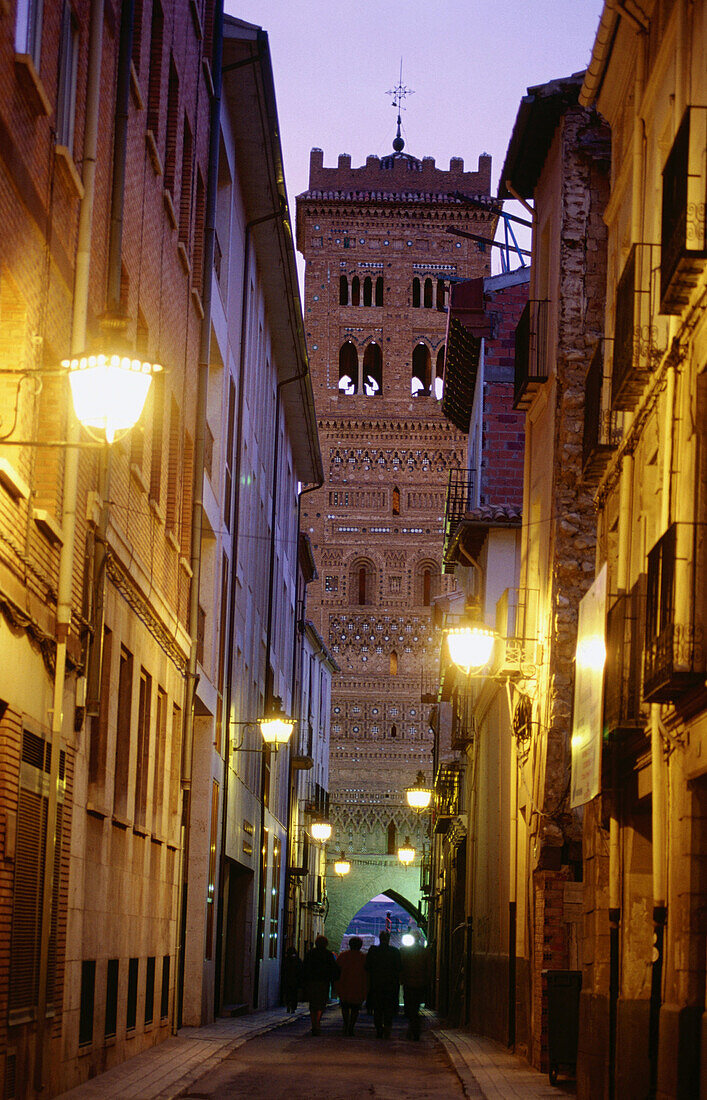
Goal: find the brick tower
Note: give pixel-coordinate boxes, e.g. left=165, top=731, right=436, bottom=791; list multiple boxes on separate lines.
left=296, top=138, right=497, bottom=942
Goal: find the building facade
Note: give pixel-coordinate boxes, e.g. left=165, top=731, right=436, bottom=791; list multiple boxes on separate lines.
left=579, top=4, right=707, bottom=1097
left=296, top=142, right=497, bottom=946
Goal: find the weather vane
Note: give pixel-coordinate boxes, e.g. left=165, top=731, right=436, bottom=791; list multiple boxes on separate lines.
left=386, top=60, right=414, bottom=153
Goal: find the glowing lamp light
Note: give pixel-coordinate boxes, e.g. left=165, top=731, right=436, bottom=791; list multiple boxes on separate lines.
left=401, top=932, right=415, bottom=947
left=397, top=837, right=415, bottom=866
left=310, top=820, right=332, bottom=843
left=63, top=354, right=161, bottom=443
left=576, top=634, right=607, bottom=672
left=258, top=707, right=295, bottom=749
left=405, top=771, right=433, bottom=812
left=446, top=624, right=496, bottom=675
left=334, top=852, right=351, bottom=877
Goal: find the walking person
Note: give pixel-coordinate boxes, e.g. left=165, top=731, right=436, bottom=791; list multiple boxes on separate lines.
left=302, top=935, right=340, bottom=1035
left=282, top=946, right=303, bottom=1014
left=335, top=936, right=368, bottom=1035
left=365, top=930, right=401, bottom=1038
left=400, top=932, right=431, bottom=1040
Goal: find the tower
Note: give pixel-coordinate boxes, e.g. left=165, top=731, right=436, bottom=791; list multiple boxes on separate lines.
left=296, top=134, right=497, bottom=944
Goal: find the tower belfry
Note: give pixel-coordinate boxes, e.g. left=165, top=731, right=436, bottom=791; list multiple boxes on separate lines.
left=296, top=137, right=497, bottom=947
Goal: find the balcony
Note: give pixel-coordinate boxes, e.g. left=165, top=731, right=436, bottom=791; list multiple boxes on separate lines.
left=443, top=469, right=475, bottom=568
left=513, top=299, right=549, bottom=410
left=611, top=243, right=666, bottom=410
left=644, top=523, right=706, bottom=703
left=660, top=107, right=707, bottom=315
left=494, top=586, right=540, bottom=673
left=603, top=578, right=647, bottom=739
left=434, top=762, right=461, bottom=834
left=582, top=343, right=623, bottom=481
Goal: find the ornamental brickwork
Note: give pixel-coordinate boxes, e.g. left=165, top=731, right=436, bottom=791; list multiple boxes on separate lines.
left=296, top=145, right=496, bottom=932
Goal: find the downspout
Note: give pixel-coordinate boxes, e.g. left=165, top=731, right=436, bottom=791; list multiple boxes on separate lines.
left=253, top=362, right=310, bottom=1009
left=176, top=0, right=223, bottom=1030
left=34, top=0, right=104, bottom=1088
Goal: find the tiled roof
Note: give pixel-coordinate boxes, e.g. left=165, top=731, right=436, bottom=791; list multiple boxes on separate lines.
left=462, top=504, right=522, bottom=524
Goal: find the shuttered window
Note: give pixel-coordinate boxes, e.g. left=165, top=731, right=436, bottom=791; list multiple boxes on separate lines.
left=166, top=396, right=181, bottom=533
left=127, top=958, right=139, bottom=1031
left=160, top=955, right=170, bottom=1021
left=146, top=0, right=164, bottom=137
left=179, top=114, right=193, bottom=246
left=105, top=959, right=119, bottom=1038
left=9, top=730, right=65, bottom=1020
left=79, top=960, right=95, bottom=1046
left=134, top=669, right=152, bottom=831
left=113, top=647, right=133, bottom=819
left=164, top=57, right=179, bottom=194
left=144, top=956, right=155, bottom=1025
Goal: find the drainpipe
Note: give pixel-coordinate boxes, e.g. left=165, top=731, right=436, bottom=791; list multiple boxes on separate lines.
left=176, top=0, right=223, bottom=1031
left=33, top=0, right=104, bottom=1088
left=508, top=731, right=518, bottom=1050
left=253, top=362, right=311, bottom=1009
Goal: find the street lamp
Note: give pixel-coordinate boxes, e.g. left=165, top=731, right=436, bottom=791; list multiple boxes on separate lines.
left=397, top=837, right=416, bottom=866
left=63, top=353, right=162, bottom=443
left=334, top=852, right=351, bottom=876
left=310, top=820, right=332, bottom=842
left=258, top=705, right=296, bottom=750
left=405, top=771, right=433, bottom=812
left=446, top=623, right=496, bottom=675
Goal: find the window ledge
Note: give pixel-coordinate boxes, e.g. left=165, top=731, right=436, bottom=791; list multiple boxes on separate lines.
left=14, top=54, right=51, bottom=116
left=189, top=0, right=203, bottom=39
left=33, top=508, right=63, bottom=546
left=0, top=458, right=30, bottom=502
left=86, top=802, right=108, bottom=820
left=55, top=146, right=84, bottom=199
left=149, top=496, right=165, bottom=525
left=129, top=61, right=144, bottom=110
left=202, top=57, right=214, bottom=97
left=111, top=814, right=130, bottom=831
left=146, top=130, right=163, bottom=176
left=166, top=529, right=180, bottom=552
left=177, top=240, right=191, bottom=275
left=163, top=189, right=177, bottom=229
left=179, top=555, right=193, bottom=578
left=150, top=832, right=165, bottom=846
left=191, top=287, right=204, bottom=318
left=130, top=461, right=149, bottom=494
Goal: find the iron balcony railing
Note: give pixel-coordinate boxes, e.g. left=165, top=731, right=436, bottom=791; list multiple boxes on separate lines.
left=513, top=299, right=549, bottom=410
left=611, top=243, right=667, bottom=410
left=443, top=469, right=476, bottom=568
left=434, top=762, right=461, bottom=834
left=603, top=578, right=648, bottom=738
left=660, top=106, right=707, bottom=314
left=644, top=522, right=706, bottom=703
left=582, top=343, right=623, bottom=480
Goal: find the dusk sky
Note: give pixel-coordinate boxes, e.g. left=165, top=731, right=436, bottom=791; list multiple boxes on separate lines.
left=226, top=1, right=605, bottom=270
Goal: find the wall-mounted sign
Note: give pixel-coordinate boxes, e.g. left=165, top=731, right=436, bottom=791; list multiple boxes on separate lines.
left=570, top=564, right=607, bottom=808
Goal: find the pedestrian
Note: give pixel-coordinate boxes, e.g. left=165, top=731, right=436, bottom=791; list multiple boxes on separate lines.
left=400, top=932, right=431, bottom=1040
left=334, top=936, right=368, bottom=1036
left=365, top=929, right=401, bottom=1038
left=282, top=946, right=303, bottom=1014
left=302, top=934, right=340, bottom=1035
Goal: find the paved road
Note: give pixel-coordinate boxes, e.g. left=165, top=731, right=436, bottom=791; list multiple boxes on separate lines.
left=179, top=1010, right=465, bottom=1099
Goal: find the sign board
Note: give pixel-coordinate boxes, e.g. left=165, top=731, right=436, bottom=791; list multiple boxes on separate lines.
left=570, top=564, right=607, bottom=808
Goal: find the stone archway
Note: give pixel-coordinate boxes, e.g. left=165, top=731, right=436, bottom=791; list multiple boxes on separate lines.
left=324, top=855, right=424, bottom=951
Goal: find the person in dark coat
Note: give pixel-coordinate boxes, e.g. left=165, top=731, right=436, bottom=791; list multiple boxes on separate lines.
left=302, top=934, right=340, bottom=1035
left=282, top=946, right=303, bottom=1014
left=400, top=933, right=431, bottom=1039
left=334, top=936, right=368, bottom=1035
left=365, top=930, right=401, bottom=1038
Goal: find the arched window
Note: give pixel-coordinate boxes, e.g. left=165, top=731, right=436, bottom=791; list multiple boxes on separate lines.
left=423, top=278, right=433, bottom=308
left=416, top=561, right=439, bottom=605
left=362, top=342, right=382, bottom=396
left=435, top=346, right=445, bottom=399
left=363, top=276, right=372, bottom=307
left=349, top=558, right=375, bottom=606
left=423, top=569, right=432, bottom=606
left=375, top=277, right=384, bottom=306
left=390, top=724, right=397, bottom=738
left=392, top=486, right=400, bottom=516
left=436, top=278, right=446, bottom=310
left=387, top=820, right=396, bottom=855
left=390, top=651, right=398, bottom=676
left=339, top=275, right=348, bottom=306
left=411, top=343, right=431, bottom=396
left=412, top=277, right=420, bottom=307
left=351, top=275, right=360, bottom=306
left=338, top=341, right=358, bottom=394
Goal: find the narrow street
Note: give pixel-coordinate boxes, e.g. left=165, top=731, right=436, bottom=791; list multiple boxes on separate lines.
left=179, top=1013, right=464, bottom=1100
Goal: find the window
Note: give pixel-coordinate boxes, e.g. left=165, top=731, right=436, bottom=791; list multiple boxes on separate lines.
left=89, top=626, right=112, bottom=789
left=160, top=955, right=170, bottom=1021
left=351, top=275, right=360, bottom=306
left=362, top=343, right=382, bottom=395
left=134, top=668, right=152, bottom=830
left=113, top=647, right=133, bottom=819
left=149, top=370, right=165, bottom=503
left=338, top=341, right=358, bottom=394
left=131, top=0, right=144, bottom=71
left=146, top=0, right=164, bottom=137
left=153, top=687, right=167, bottom=833
left=423, top=569, right=432, bottom=606
left=166, top=396, right=181, bottom=533
left=339, top=275, right=348, bottom=305
left=375, top=276, right=384, bottom=306
left=423, top=278, right=433, bottom=308
left=436, top=278, right=446, bottom=310
left=192, top=169, right=206, bottom=295
left=411, top=343, right=431, bottom=396
left=390, top=724, right=397, bottom=737
left=363, top=276, right=372, bottom=306
left=412, top=277, right=420, bottom=307
left=387, top=820, right=396, bottom=854
left=169, top=703, right=182, bottom=837
left=15, top=0, right=43, bottom=68
left=164, top=56, right=179, bottom=192
left=127, top=958, right=139, bottom=1031
left=390, top=652, right=398, bottom=676
left=224, top=378, right=236, bottom=526
left=350, top=559, right=375, bottom=606
left=105, top=959, right=119, bottom=1039
left=79, top=960, right=96, bottom=1047
left=145, top=956, right=155, bottom=1025
left=56, top=3, right=78, bottom=151
left=392, top=486, right=400, bottom=516
left=179, top=115, right=193, bottom=245
left=435, top=346, right=445, bottom=399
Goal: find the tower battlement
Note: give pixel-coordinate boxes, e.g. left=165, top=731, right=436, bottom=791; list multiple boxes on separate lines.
left=307, top=147, right=492, bottom=198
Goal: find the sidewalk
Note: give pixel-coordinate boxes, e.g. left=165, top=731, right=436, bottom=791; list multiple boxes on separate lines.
left=432, top=1023, right=576, bottom=1099
left=56, top=1007, right=307, bottom=1100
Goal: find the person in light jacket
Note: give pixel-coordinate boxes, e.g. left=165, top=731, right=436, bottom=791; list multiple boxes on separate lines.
left=334, top=936, right=368, bottom=1036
